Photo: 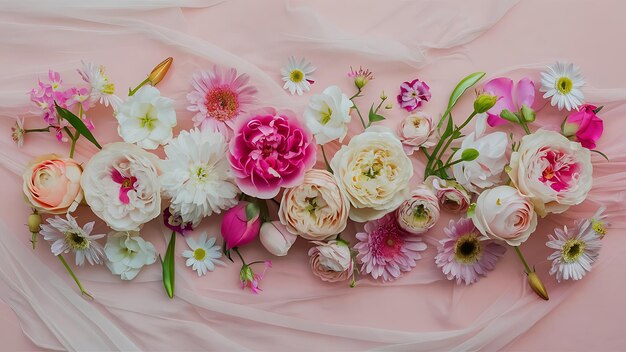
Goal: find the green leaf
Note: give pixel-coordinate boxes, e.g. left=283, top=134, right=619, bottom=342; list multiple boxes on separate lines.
left=437, top=72, right=486, bottom=131
left=590, top=149, right=610, bottom=161
left=593, top=105, right=604, bottom=114
left=162, top=231, right=176, bottom=299
left=368, top=104, right=386, bottom=123
left=54, top=103, right=102, bottom=149
left=461, top=148, right=479, bottom=161
left=245, top=202, right=260, bottom=222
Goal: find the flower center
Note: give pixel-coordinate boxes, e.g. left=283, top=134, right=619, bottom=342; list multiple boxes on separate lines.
left=562, top=239, right=586, bottom=263
left=305, top=197, right=318, bottom=217
left=102, top=82, right=115, bottom=95
left=65, top=231, right=89, bottom=250
left=193, top=166, right=210, bottom=183
left=193, top=248, right=206, bottom=261
left=140, top=107, right=158, bottom=130
left=556, top=77, right=573, bottom=94
left=454, top=233, right=482, bottom=264
left=320, top=106, right=333, bottom=125
left=364, top=161, right=383, bottom=179
left=205, top=87, right=240, bottom=121
left=538, top=148, right=577, bottom=192
left=289, top=69, right=304, bottom=83
left=111, top=169, right=137, bottom=205
left=592, top=221, right=607, bottom=238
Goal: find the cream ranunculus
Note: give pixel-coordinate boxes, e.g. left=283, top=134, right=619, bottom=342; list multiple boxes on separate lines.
left=508, top=129, right=592, bottom=217
left=330, top=126, right=413, bottom=222
left=469, top=185, right=537, bottom=246
left=279, top=169, right=350, bottom=240
left=396, top=185, right=440, bottom=234
left=304, top=85, right=353, bottom=145
left=81, top=142, right=161, bottom=231
left=22, top=154, right=83, bottom=214
left=398, top=113, right=436, bottom=155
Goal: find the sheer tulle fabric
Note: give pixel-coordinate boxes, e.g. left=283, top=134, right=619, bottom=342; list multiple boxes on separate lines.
left=1, top=0, right=625, bottom=350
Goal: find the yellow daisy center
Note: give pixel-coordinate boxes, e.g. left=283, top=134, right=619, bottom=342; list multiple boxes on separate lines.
left=562, top=239, right=585, bottom=263
left=592, top=221, right=607, bottom=238
left=454, top=233, right=482, bottom=264
left=193, top=248, right=206, bottom=261
left=556, top=77, right=573, bottom=94
left=65, top=231, right=89, bottom=250
left=290, top=69, right=304, bottom=83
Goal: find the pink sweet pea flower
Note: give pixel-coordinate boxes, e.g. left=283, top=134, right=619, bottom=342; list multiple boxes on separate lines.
left=221, top=201, right=261, bottom=249
left=239, top=260, right=272, bottom=294
left=562, top=104, right=603, bottom=149
left=483, top=77, right=535, bottom=127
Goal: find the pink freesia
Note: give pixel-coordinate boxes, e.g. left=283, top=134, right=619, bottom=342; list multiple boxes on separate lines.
left=110, top=168, right=137, bottom=205
left=221, top=202, right=261, bottom=249
left=397, top=78, right=431, bottom=112
left=483, top=77, right=535, bottom=127
left=563, top=104, right=603, bottom=149
left=229, top=107, right=317, bottom=199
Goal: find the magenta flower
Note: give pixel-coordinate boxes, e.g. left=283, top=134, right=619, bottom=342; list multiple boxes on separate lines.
left=110, top=168, right=137, bottom=205
left=229, top=107, right=316, bottom=199
left=435, top=218, right=506, bottom=285
left=163, top=207, right=193, bottom=235
left=221, top=201, right=261, bottom=249
left=29, top=70, right=66, bottom=125
left=354, top=212, right=427, bottom=282
left=240, top=260, right=272, bottom=294
left=483, top=77, right=535, bottom=127
left=562, top=104, right=604, bottom=149
left=397, top=78, right=431, bottom=112
left=186, top=66, right=257, bottom=140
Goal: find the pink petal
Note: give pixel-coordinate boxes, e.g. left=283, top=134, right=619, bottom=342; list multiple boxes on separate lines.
left=515, top=77, right=536, bottom=109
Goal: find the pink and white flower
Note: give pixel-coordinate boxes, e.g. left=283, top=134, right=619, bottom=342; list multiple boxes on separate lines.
left=397, top=78, right=431, bottom=112
left=308, top=240, right=354, bottom=283
left=398, top=113, right=436, bottom=154
left=354, top=212, right=427, bottom=282
left=562, top=104, right=604, bottom=149
left=240, top=260, right=272, bottom=294
left=425, top=176, right=472, bottom=213
left=395, top=185, right=440, bottom=235
left=229, top=107, right=317, bottom=199
left=40, top=213, right=105, bottom=266
left=483, top=77, right=535, bottom=127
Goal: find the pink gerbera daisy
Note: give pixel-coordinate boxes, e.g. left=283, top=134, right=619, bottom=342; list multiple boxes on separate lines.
left=186, top=66, right=257, bottom=139
left=354, top=212, right=427, bottom=282
left=435, top=218, right=506, bottom=285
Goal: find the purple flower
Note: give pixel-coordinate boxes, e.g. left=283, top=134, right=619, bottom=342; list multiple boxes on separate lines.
left=397, top=78, right=431, bottom=112
left=163, top=207, right=193, bottom=235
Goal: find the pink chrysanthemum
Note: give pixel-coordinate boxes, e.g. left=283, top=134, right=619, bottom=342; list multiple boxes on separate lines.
left=186, top=66, right=257, bottom=139
left=397, top=78, right=431, bottom=112
left=435, top=218, right=506, bottom=285
left=354, top=212, right=427, bottom=282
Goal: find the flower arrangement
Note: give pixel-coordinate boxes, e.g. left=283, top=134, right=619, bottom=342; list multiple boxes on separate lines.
left=12, top=57, right=609, bottom=301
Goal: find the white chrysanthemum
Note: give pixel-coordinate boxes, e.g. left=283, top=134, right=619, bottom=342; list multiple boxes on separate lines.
left=160, top=128, right=239, bottom=227
left=81, top=142, right=162, bottom=232
left=40, top=214, right=105, bottom=266
left=115, top=86, right=176, bottom=149
left=182, top=232, right=225, bottom=276
left=304, top=85, right=353, bottom=145
left=281, top=57, right=316, bottom=95
left=77, top=61, right=122, bottom=108
left=540, top=62, right=584, bottom=111
left=104, top=231, right=157, bottom=280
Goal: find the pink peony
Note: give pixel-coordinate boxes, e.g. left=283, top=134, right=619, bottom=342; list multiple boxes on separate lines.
left=562, top=104, right=603, bottom=149
left=483, top=77, right=535, bottom=127
left=229, top=107, right=317, bottom=199
left=354, top=212, right=427, bottom=282
left=397, top=78, right=431, bottom=112
left=221, top=201, right=261, bottom=249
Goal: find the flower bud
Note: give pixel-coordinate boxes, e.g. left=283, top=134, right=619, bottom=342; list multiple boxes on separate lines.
left=473, top=93, right=497, bottom=113
left=499, top=109, right=519, bottom=123
left=520, top=105, right=535, bottom=122
left=148, top=57, right=173, bottom=86
left=460, top=148, right=479, bottom=161
left=259, top=221, right=297, bottom=256
left=221, top=201, right=261, bottom=249
left=385, top=103, right=393, bottom=110
left=527, top=271, right=549, bottom=300
left=28, top=212, right=41, bottom=233
left=380, top=91, right=387, bottom=100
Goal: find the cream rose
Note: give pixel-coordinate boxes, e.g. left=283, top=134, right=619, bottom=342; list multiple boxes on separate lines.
left=308, top=240, right=354, bottom=283
left=81, top=143, right=161, bottom=231
left=508, top=129, right=592, bottom=217
left=22, top=154, right=83, bottom=214
left=398, top=113, right=436, bottom=155
left=396, top=185, right=440, bottom=234
left=330, top=126, right=413, bottom=222
left=470, top=185, right=537, bottom=246
left=279, top=169, right=349, bottom=240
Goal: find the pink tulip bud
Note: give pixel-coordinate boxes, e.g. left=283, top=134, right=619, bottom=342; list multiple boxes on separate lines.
left=221, top=201, right=261, bottom=249
left=259, top=221, right=298, bottom=256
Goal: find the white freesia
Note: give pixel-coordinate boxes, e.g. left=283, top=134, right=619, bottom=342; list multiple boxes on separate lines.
left=508, top=129, right=592, bottom=217
left=330, top=126, right=413, bottom=222
left=81, top=142, right=162, bottom=231
left=452, top=114, right=508, bottom=193
left=399, top=113, right=436, bottom=155
left=105, top=231, right=157, bottom=280
left=115, top=85, right=176, bottom=149
left=160, top=128, right=239, bottom=227
left=304, top=85, right=353, bottom=145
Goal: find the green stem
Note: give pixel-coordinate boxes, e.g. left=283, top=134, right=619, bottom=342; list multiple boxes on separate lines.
left=320, top=145, right=333, bottom=173
left=349, top=88, right=362, bottom=100
left=516, top=114, right=532, bottom=135
left=31, top=232, right=37, bottom=249
left=233, top=247, right=246, bottom=265
left=128, top=77, right=150, bottom=96
left=25, top=127, right=52, bottom=133
left=373, top=96, right=387, bottom=114
left=352, top=103, right=367, bottom=130
left=426, top=111, right=477, bottom=178
left=514, top=246, right=532, bottom=274
left=431, top=158, right=464, bottom=174
left=57, top=255, right=93, bottom=299
left=63, top=126, right=80, bottom=159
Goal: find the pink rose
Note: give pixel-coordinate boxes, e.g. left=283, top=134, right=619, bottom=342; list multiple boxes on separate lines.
left=259, top=221, right=297, bottom=256
left=398, top=113, right=436, bottom=155
left=221, top=201, right=261, bottom=249
left=229, top=107, right=316, bottom=199
left=22, top=154, right=83, bottom=214
left=425, top=176, right=471, bottom=213
left=562, top=104, right=603, bottom=149
left=308, top=240, right=354, bottom=283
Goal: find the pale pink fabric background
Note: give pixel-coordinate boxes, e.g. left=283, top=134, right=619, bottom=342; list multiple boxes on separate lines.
left=1, top=0, right=626, bottom=350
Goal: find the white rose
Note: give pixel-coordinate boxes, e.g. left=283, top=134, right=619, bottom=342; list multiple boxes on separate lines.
left=399, top=113, right=436, bottom=155
left=470, top=185, right=537, bottom=246
left=396, top=185, right=440, bottom=234
left=508, top=129, right=592, bottom=217
left=116, top=86, right=176, bottom=150
left=330, top=126, right=413, bottom=222
left=452, top=114, right=508, bottom=193
left=81, top=142, right=161, bottom=231
left=304, top=85, right=353, bottom=145
left=104, top=231, right=157, bottom=280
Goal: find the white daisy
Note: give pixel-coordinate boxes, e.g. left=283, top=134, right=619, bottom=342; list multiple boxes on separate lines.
left=77, top=61, right=122, bottom=108
left=546, top=214, right=603, bottom=282
left=281, top=56, right=316, bottom=95
left=590, top=207, right=609, bottom=239
left=40, top=214, right=106, bottom=266
left=160, top=128, right=240, bottom=227
left=182, top=232, right=225, bottom=276
left=540, top=62, right=584, bottom=111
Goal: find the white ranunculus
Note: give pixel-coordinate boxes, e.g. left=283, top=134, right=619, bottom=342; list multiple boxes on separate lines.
left=104, top=231, right=157, bottom=280
left=470, top=185, right=537, bottom=246
left=399, top=113, right=436, bottom=155
left=330, top=126, right=413, bottom=222
left=115, top=86, right=176, bottom=150
left=508, top=129, right=592, bottom=217
left=452, top=114, right=508, bottom=193
left=81, top=142, right=162, bottom=231
left=304, top=85, right=353, bottom=145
